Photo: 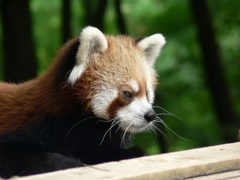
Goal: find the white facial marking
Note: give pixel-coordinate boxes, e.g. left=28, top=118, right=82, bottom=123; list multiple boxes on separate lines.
left=91, top=87, right=118, bottom=119
left=129, top=79, right=139, bottom=93
left=117, top=97, right=153, bottom=133
left=147, top=81, right=155, bottom=104
left=68, top=26, right=108, bottom=84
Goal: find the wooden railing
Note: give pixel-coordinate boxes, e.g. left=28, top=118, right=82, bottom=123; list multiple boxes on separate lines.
left=17, top=142, right=240, bottom=180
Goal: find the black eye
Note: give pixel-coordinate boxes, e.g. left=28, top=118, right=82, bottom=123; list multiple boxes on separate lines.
left=123, top=91, right=133, bottom=100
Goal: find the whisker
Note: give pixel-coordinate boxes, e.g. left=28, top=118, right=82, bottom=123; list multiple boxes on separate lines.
left=153, top=106, right=183, bottom=121
left=108, top=120, right=118, bottom=140
left=93, top=119, right=110, bottom=127
left=155, top=116, right=173, bottom=138
left=99, top=114, right=131, bottom=145
left=156, top=113, right=183, bottom=121
left=114, top=114, right=133, bottom=133
left=155, top=116, right=189, bottom=141
left=153, top=106, right=171, bottom=114
left=148, top=125, right=157, bottom=139
left=65, top=116, right=96, bottom=143
left=121, top=122, right=133, bottom=148
left=148, top=123, right=162, bottom=141
left=151, top=120, right=167, bottom=139
left=99, top=119, right=121, bottom=145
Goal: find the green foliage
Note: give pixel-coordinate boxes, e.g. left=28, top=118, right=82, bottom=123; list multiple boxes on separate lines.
left=71, top=0, right=86, bottom=35
left=30, top=0, right=62, bottom=74
left=30, top=0, right=87, bottom=74
left=209, top=0, right=240, bottom=115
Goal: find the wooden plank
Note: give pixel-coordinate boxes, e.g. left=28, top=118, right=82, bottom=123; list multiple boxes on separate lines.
left=16, top=142, right=240, bottom=180
left=187, top=170, right=240, bottom=180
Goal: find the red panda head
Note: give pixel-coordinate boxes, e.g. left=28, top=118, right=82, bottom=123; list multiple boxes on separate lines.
left=68, top=27, right=166, bottom=133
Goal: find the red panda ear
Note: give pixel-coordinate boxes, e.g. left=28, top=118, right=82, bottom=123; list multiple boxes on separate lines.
left=68, top=26, right=108, bottom=84
left=137, top=34, right=166, bottom=67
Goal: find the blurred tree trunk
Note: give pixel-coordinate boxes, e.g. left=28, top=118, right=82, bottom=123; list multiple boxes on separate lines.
left=157, top=132, right=168, bottom=153
left=1, top=0, right=37, bottom=83
left=62, top=0, right=71, bottom=43
left=155, top=93, right=168, bottom=153
left=190, top=0, right=239, bottom=142
left=82, top=0, right=107, bottom=30
left=114, top=0, right=127, bottom=34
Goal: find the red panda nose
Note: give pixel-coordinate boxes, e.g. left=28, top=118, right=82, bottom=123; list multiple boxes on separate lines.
left=144, top=109, right=156, bottom=122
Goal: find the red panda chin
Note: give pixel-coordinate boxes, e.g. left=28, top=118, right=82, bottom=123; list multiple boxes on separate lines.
left=115, top=96, right=155, bottom=133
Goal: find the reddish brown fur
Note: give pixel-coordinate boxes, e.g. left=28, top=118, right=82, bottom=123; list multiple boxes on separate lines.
left=0, top=38, right=79, bottom=134
left=0, top=34, right=158, bottom=133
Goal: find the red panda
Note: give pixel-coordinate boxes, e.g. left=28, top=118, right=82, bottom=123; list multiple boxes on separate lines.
left=0, top=26, right=166, bottom=178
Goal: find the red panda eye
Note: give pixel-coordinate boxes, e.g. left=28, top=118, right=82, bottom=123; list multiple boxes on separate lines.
left=122, top=91, right=133, bottom=100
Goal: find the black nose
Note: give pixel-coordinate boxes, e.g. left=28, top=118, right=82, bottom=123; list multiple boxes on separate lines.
left=144, top=109, right=156, bottom=122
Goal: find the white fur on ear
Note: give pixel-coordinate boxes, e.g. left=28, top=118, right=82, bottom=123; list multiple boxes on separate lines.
left=138, top=34, right=166, bottom=67
left=68, top=26, right=108, bottom=84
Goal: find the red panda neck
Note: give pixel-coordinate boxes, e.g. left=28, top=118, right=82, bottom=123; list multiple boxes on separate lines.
left=0, top=74, right=76, bottom=134
left=0, top=38, right=80, bottom=134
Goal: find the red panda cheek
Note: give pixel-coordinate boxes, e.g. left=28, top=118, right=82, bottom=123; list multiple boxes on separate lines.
left=107, top=93, right=131, bottom=119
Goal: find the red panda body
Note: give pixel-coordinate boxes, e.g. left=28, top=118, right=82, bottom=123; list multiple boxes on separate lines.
left=0, top=27, right=166, bottom=178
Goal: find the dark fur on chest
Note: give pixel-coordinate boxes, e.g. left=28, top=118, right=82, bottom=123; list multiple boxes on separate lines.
left=0, top=108, right=144, bottom=178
